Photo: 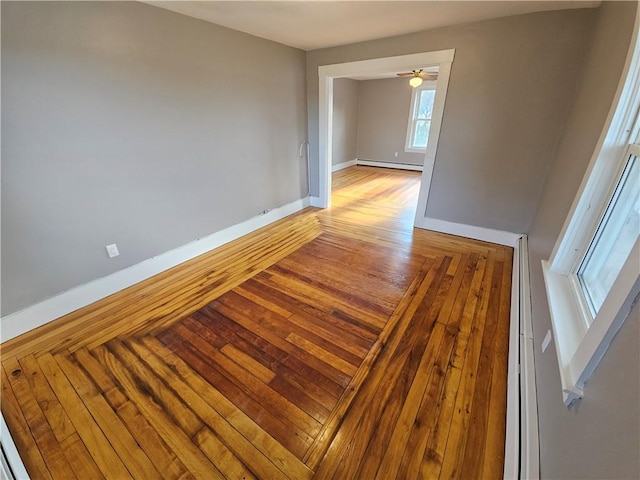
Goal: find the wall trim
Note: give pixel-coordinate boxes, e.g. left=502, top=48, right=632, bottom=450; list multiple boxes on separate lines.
left=318, top=49, right=456, bottom=208
left=0, top=197, right=310, bottom=342
left=332, top=159, right=358, bottom=172
left=309, top=196, right=323, bottom=207
left=356, top=159, right=423, bottom=171
left=416, top=216, right=521, bottom=247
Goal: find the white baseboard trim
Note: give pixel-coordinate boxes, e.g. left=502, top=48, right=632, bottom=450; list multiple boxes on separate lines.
left=1, top=197, right=310, bottom=342
left=416, top=217, right=521, bottom=247
left=332, top=159, right=357, bottom=172
left=309, top=196, right=323, bottom=208
left=356, top=159, right=423, bottom=171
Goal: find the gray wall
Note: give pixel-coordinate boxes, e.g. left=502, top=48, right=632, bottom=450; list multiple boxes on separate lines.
left=331, top=78, right=359, bottom=166
left=527, top=2, right=639, bottom=478
left=307, top=9, right=595, bottom=234
left=1, top=1, right=307, bottom=315
left=356, top=77, right=425, bottom=166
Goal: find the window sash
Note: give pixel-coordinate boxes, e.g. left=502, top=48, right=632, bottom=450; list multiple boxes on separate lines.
left=410, top=119, right=431, bottom=149
left=405, top=83, right=436, bottom=152
left=542, top=21, right=640, bottom=405
left=577, top=149, right=639, bottom=318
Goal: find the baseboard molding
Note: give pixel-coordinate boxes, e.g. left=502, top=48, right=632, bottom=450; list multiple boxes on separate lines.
left=1, top=197, right=310, bottom=342
left=309, top=196, right=323, bottom=208
left=416, top=217, right=522, bottom=247
left=332, top=159, right=357, bottom=172
left=356, top=159, right=423, bottom=171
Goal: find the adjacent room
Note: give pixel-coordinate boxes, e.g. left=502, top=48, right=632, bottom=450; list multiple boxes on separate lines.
left=331, top=72, right=439, bottom=172
left=1, top=1, right=638, bottom=479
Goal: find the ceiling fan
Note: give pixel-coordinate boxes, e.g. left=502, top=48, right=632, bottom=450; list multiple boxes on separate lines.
left=397, top=69, right=438, bottom=87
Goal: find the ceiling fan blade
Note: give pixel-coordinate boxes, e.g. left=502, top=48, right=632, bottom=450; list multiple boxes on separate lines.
left=397, top=69, right=438, bottom=80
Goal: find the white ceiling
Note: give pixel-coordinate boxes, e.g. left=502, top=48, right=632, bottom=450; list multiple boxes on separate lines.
left=146, top=1, right=600, bottom=51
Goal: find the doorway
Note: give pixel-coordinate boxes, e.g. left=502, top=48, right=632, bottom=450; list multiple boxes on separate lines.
left=317, top=50, right=455, bottom=228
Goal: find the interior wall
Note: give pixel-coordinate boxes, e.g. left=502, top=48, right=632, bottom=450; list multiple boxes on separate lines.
left=356, top=77, right=425, bottom=166
left=527, top=2, right=639, bottom=478
left=331, top=78, right=359, bottom=166
left=1, top=1, right=307, bottom=315
left=307, top=8, right=595, bottom=234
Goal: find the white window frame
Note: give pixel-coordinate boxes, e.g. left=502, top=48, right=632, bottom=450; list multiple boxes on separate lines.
left=404, top=81, right=437, bottom=153
left=542, top=13, right=640, bottom=406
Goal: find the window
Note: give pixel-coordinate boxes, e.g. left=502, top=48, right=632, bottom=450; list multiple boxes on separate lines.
left=405, top=83, right=436, bottom=152
left=542, top=31, right=640, bottom=406
left=577, top=148, right=639, bottom=318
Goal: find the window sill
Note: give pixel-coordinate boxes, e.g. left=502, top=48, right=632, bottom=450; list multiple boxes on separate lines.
left=541, top=261, right=587, bottom=405
left=404, top=147, right=426, bottom=154
left=542, top=237, right=640, bottom=407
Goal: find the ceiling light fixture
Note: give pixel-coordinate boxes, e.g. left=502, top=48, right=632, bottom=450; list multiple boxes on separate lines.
left=409, top=75, right=423, bottom=88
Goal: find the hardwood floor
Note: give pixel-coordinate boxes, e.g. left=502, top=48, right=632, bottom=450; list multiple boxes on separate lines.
left=1, top=166, right=512, bottom=479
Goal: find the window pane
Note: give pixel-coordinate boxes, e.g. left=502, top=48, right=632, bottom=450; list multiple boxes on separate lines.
left=413, top=120, right=431, bottom=149
left=418, top=90, right=435, bottom=119
left=578, top=153, right=640, bottom=317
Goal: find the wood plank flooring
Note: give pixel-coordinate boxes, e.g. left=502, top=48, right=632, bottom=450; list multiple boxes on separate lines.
left=1, top=166, right=512, bottom=479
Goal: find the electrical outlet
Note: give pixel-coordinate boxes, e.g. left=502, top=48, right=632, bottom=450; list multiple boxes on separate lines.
left=542, top=329, right=552, bottom=353
left=394, top=152, right=399, bottom=157
left=106, top=244, right=120, bottom=258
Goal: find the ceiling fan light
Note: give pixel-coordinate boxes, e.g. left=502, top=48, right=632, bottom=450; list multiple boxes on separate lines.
left=409, top=76, right=423, bottom=88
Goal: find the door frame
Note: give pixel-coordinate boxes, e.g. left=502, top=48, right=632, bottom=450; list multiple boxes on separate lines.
left=317, top=49, right=455, bottom=225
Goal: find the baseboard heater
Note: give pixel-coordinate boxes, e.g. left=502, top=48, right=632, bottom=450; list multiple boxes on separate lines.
left=505, top=235, right=540, bottom=479
left=1, top=413, right=29, bottom=480
left=332, top=158, right=424, bottom=172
